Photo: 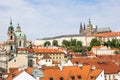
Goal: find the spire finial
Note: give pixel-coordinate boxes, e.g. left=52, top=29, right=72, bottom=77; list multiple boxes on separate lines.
left=17, top=22, right=19, bottom=26
left=10, top=17, right=12, bottom=25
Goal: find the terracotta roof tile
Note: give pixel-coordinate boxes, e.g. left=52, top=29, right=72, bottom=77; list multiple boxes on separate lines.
left=42, top=54, right=51, bottom=59
left=71, top=57, right=120, bottom=74
left=6, top=70, right=23, bottom=80
left=52, top=60, right=59, bottom=64
left=33, top=48, right=63, bottom=54
left=40, top=66, right=102, bottom=80
left=94, top=32, right=120, bottom=37
left=26, top=67, right=36, bottom=74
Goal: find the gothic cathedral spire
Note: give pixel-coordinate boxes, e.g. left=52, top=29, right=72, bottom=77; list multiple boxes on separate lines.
left=79, top=22, right=83, bottom=35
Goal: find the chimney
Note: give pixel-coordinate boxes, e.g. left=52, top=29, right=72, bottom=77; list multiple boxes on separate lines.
left=38, top=65, right=42, bottom=69
left=78, top=63, right=83, bottom=69
left=59, top=65, right=63, bottom=71
left=91, top=65, right=96, bottom=70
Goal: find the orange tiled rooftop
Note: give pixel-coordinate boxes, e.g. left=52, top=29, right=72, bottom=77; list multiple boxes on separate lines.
left=93, top=32, right=120, bottom=37
left=71, top=57, right=120, bottom=74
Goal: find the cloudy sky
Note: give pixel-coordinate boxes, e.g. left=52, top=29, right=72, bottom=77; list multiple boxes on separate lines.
left=0, top=0, right=120, bottom=42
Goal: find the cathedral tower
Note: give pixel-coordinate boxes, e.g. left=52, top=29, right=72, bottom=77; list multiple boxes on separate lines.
left=86, top=18, right=93, bottom=35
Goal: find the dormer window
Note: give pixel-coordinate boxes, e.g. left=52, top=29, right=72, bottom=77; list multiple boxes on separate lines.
left=59, top=77, right=63, bottom=80
left=91, top=76, right=94, bottom=79
left=49, top=77, right=53, bottom=80
left=77, top=75, right=81, bottom=79
left=71, top=76, right=75, bottom=80
left=75, top=61, right=79, bottom=64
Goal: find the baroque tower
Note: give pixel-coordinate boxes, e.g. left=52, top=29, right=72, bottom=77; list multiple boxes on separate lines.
left=6, top=19, right=26, bottom=54
left=6, top=19, right=16, bottom=53
left=15, top=23, right=26, bottom=49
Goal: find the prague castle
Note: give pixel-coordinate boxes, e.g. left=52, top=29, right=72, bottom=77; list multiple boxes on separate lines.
left=34, top=19, right=112, bottom=46
left=79, top=18, right=111, bottom=35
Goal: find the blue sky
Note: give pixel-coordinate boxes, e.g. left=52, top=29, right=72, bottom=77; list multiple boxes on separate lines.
left=0, top=0, right=120, bottom=42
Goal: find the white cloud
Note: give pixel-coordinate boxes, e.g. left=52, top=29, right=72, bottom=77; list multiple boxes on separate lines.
left=0, top=0, right=120, bottom=42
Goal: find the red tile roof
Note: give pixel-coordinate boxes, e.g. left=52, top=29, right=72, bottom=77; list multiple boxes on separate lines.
left=52, top=60, right=59, bottom=64
left=42, top=54, right=51, bottom=59
left=33, top=48, right=63, bottom=53
left=40, top=66, right=102, bottom=80
left=7, top=65, right=102, bottom=80
left=6, top=69, right=23, bottom=80
left=71, top=57, right=120, bottom=74
left=17, top=47, right=63, bottom=54
left=93, top=32, right=120, bottom=37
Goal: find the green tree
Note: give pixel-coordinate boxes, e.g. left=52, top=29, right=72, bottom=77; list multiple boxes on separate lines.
left=62, top=40, right=70, bottom=47
left=87, top=46, right=92, bottom=51
left=71, top=46, right=83, bottom=52
left=62, top=39, right=83, bottom=52
left=104, top=39, right=120, bottom=48
left=90, top=38, right=101, bottom=47
left=103, top=42, right=109, bottom=47
left=70, top=39, right=77, bottom=46
left=44, top=41, right=51, bottom=47
left=52, top=40, right=58, bottom=46
left=76, top=41, right=82, bottom=47
left=111, top=39, right=116, bottom=47
left=115, top=42, right=120, bottom=49
left=114, top=51, right=120, bottom=54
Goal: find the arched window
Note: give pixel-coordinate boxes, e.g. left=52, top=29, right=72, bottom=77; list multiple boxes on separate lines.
left=10, top=46, right=13, bottom=50
left=10, top=35, right=13, bottom=40
left=19, top=41, right=21, bottom=47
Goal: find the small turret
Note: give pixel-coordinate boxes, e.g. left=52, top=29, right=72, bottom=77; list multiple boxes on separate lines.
left=16, top=23, right=21, bottom=32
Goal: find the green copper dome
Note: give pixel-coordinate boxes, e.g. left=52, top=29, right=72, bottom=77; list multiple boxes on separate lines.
left=8, top=19, right=14, bottom=31
left=15, top=32, right=26, bottom=38
left=8, top=25, right=14, bottom=31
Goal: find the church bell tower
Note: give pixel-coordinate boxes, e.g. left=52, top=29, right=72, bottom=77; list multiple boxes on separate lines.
left=6, top=19, right=16, bottom=53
